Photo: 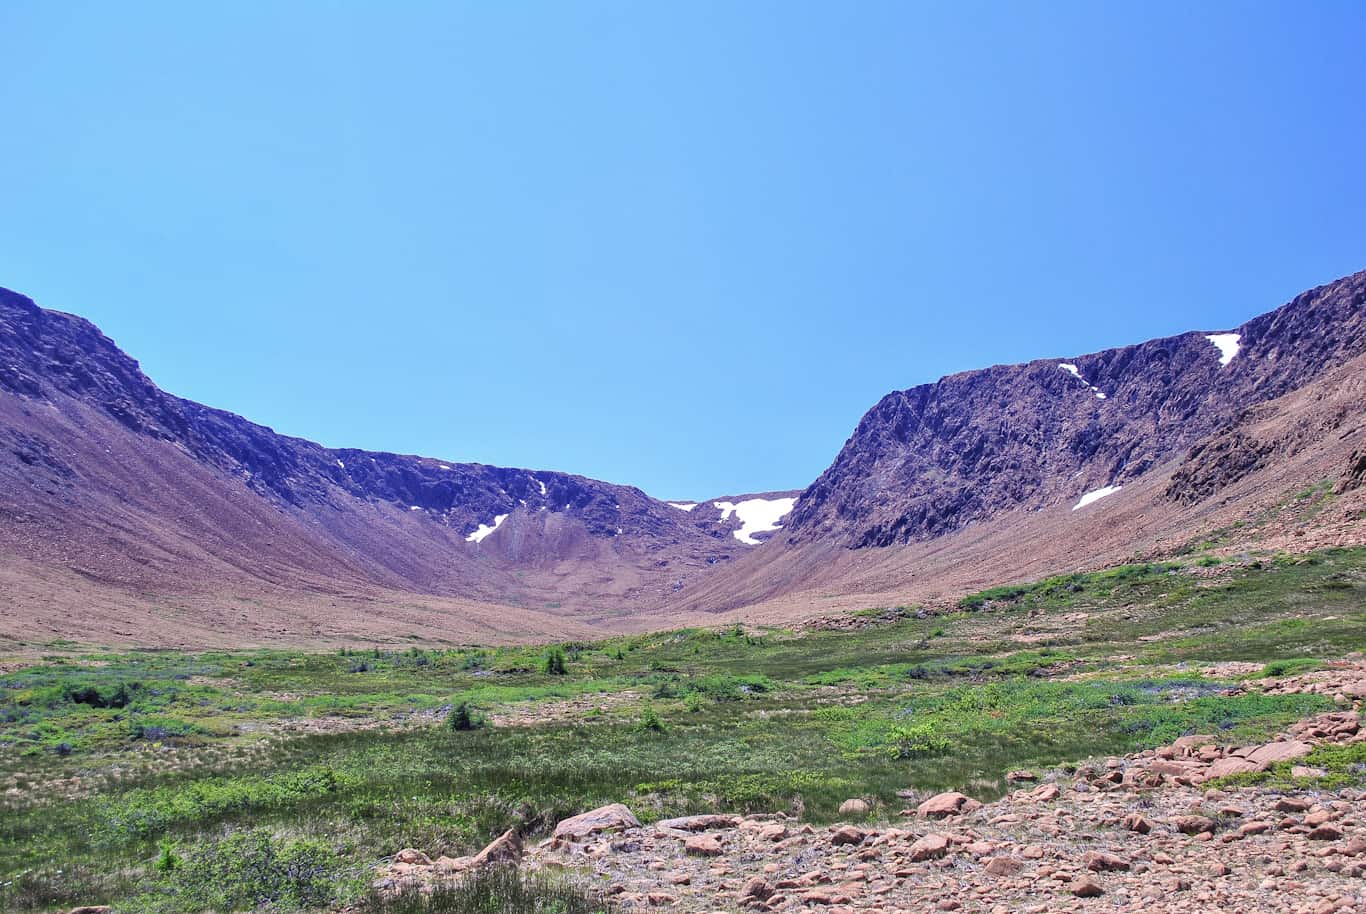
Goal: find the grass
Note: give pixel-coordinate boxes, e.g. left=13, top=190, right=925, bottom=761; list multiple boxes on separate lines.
left=0, top=546, right=1363, bottom=911
left=361, top=866, right=615, bottom=914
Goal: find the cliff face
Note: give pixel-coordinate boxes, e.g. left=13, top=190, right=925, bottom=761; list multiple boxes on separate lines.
left=783, top=271, right=1366, bottom=547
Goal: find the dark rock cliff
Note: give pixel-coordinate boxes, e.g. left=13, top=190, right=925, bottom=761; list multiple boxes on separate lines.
left=784, top=270, right=1366, bottom=547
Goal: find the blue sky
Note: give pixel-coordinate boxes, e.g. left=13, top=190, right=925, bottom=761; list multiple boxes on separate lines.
left=2, top=2, right=1365, bottom=499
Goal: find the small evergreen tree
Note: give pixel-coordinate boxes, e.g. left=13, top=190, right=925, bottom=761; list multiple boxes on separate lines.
left=544, top=646, right=567, bottom=675
left=638, top=705, right=666, bottom=733
left=446, top=701, right=479, bottom=731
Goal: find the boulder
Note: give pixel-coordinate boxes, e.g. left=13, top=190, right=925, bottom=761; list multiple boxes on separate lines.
left=1019, top=784, right=1060, bottom=803
left=741, top=876, right=774, bottom=901
left=684, top=834, right=724, bottom=856
left=470, top=829, right=522, bottom=867
left=1274, top=797, right=1313, bottom=813
left=655, top=814, right=739, bottom=832
left=1121, top=813, right=1151, bottom=834
left=831, top=825, right=867, bottom=846
left=838, top=798, right=871, bottom=816
left=907, top=832, right=950, bottom=861
left=915, top=792, right=981, bottom=818
left=1173, top=815, right=1216, bottom=836
left=1247, top=741, right=1312, bottom=766
left=554, top=803, right=642, bottom=840
left=1148, top=759, right=1199, bottom=778
left=1308, top=825, right=1344, bottom=841
left=984, top=856, right=1024, bottom=876
left=1204, top=757, right=1264, bottom=779
left=1083, top=850, right=1130, bottom=872
left=1070, top=876, right=1105, bottom=897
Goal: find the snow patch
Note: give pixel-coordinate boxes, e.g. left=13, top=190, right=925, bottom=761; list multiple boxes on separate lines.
left=667, top=502, right=699, bottom=512
left=439, top=464, right=452, bottom=471
left=1058, top=363, right=1108, bottom=400
left=409, top=505, right=422, bottom=511
left=712, top=497, right=798, bottom=545
left=336, top=459, right=345, bottom=469
left=536, top=478, right=547, bottom=496
left=1205, top=333, right=1241, bottom=367
left=1072, top=485, right=1122, bottom=511
left=465, top=513, right=509, bottom=543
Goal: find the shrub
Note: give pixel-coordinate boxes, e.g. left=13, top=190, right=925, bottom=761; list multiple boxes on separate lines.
left=61, top=681, right=138, bottom=709
left=446, top=702, right=484, bottom=732
left=638, top=706, right=666, bottom=733
left=886, top=722, right=950, bottom=758
left=543, top=647, right=567, bottom=676
left=165, top=828, right=346, bottom=911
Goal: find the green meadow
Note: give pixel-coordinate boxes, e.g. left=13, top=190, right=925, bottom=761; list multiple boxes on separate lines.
left=1, top=547, right=1363, bottom=912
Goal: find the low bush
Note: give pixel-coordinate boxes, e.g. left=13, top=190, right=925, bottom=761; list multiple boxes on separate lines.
left=160, top=828, right=349, bottom=911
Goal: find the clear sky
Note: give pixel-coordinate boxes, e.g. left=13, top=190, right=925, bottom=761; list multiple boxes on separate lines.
left=2, top=2, right=1365, bottom=500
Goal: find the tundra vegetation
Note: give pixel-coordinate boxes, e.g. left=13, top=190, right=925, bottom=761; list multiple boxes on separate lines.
left=0, top=547, right=1363, bottom=912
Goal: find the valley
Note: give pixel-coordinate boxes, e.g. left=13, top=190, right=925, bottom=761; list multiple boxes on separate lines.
left=2, top=547, right=1362, bottom=912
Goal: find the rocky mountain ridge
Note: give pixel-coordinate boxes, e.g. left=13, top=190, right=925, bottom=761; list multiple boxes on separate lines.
left=2, top=267, right=1365, bottom=646
left=784, top=269, right=1366, bottom=547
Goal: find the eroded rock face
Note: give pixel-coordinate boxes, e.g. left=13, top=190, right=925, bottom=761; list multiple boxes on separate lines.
left=1339, top=448, right=1366, bottom=493
left=784, top=269, right=1366, bottom=547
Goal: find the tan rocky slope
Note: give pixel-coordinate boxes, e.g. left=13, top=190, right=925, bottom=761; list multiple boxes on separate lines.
left=0, top=287, right=798, bottom=645
left=376, top=664, right=1366, bottom=914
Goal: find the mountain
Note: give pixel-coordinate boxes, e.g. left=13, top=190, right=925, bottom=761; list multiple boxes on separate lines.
left=784, top=269, right=1366, bottom=547
left=0, top=287, right=800, bottom=645
left=2, top=268, right=1364, bottom=647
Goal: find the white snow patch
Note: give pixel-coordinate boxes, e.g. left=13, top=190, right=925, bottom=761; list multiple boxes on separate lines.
left=713, top=497, right=798, bottom=545
left=1072, top=485, right=1122, bottom=511
left=1059, top=362, right=1108, bottom=400
left=537, top=478, right=547, bottom=496
left=410, top=505, right=422, bottom=511
left=667, top=502, right=699, bottom=512
left=439, top=465, right=452, bottom=471
left=1205, top=333, right=1241, bottom=367
left=465, top=513, right=509, bottom=543
left=336, top=459, right=345, bottom=469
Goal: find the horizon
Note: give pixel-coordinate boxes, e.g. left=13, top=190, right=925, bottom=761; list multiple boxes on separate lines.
left=3, top=3, right=1365, bottom=499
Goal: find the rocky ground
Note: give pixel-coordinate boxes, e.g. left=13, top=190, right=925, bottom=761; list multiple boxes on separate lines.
left=377, top=664, right=1366, bottom=914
